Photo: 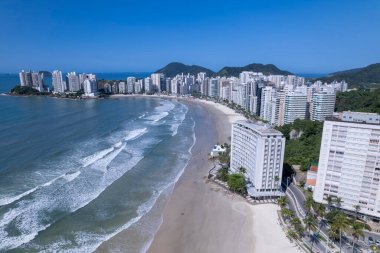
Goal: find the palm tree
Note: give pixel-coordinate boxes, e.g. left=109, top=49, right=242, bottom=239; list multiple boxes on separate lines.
left=238, top=166, right=246, bottom=175
left=328, top=224, right=339, bottom=241
left=351, top=222, right=364, bottom=253
left=291, top=217, right=304, bottom=238
left=291, top=217, right=301, bottom=228
left=310, top=231, right=320, bottom=253
left=353, top=204, right=361, bottom=220
left=327, top=195, right=333, bottom=210
left=333, top=212, right=350, bottom=253
left=277, top=196, right=287, bottom=209
left=305, top=194, right=315, bottom=214
left=304, top=215, right=317, bottom=233
left=315, top=203, right=326, bottom=228
left=335, top=197, right=342, bottom=209
left=287, top=229, right=299, bottom=240
left=281, top=208, right=294, bottom=222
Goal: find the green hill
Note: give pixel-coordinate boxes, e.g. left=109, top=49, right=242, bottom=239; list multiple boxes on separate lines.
left=155, top=62, right=214, bottom=77
left=215, top=63, right=292, bottom=77
left=317, top=63, right=380, bottom=88
left=155, top=62, right=293, bottom=78
left=335, top=88, right=380, bottom=114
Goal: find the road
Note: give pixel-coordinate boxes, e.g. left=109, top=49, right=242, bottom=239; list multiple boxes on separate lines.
left=283, top=179, right=369, bottom=253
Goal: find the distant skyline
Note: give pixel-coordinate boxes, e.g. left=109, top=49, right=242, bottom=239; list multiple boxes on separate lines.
left=1, top=0, right=379, bottom=74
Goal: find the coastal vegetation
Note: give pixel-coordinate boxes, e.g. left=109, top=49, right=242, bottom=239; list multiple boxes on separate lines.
left=335, top=88, right=380, bottom=114
left=9, top=85, right=86, bottom=99
left=227, top=173, right=246, bottom=194
left=276, top=119, right=323, bottom=171
left=317, top=63, right=380, bottom=88
left=10, top=85, right=42, bottom=95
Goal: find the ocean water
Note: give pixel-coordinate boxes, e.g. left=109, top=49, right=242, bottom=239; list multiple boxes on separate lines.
left=0, top=74, right=195, bottom=252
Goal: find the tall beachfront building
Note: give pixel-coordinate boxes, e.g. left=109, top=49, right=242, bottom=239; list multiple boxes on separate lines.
left=66, top=72, right=81, bottom=92
left=313, top=112, right=380, bottom=219
left=31, top=72, right=44, bottom=92
left=209, top=78, right=219, bottom=98
left=127, top=77, right=136, bottom=93
left=311, top=92, right=336, bottom=122
left=83, top=74, right=98, bottom=96
left=52, top=70, right=65, bottom=93
left=19, top=70, right=33, bottom=87
left=230, top=121, right=285, bottom=198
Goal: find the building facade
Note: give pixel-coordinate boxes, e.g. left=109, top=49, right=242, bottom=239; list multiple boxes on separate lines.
left=284, top=92, right=307, bottom=124
left=230, top=121, right=285, bottom=198
left=311, top=92, right=336, bottom=121
left=83, top=74, right=97, bottom=96
left=313, top=113, right=380, bottom=219
left=67, top=72, right=81, bottom=92
left=52, top=70, right=65, bottom=93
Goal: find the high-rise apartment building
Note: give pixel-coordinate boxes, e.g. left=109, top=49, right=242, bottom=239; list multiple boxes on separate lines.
left=209, top=78, right=219, bottom=98
left=230, top=121, right=285, bottom=198
left=52, top=70, right=65, bottom=93
left=66, top=72, right=81, bottom=92
left=19, top=70, right=33, bottom=87
left=31, top=72, right=44, bottom=92
left=260, top=86, right=277, bottom=125
left=83, top=74, right=97, bottom=96
left=118, top=82, right=126, bottom=94
left=283, top=92, right=307, bottom=124
left=144, top=77, right=152, bottom=93
left=311, top=92, right=336, bottom=121
left=151, top=73, right=165, bottom=92
left=313, top=112, right=380, bottom=219
left=127, top=77, right=136, bottom=93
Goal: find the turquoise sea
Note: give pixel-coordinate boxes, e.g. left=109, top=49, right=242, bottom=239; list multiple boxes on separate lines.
left=0, top=74, right=195, bottom=252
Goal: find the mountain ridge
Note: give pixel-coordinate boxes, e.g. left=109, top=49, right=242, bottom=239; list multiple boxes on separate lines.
left=155, top=62, right=293, bottom=77
left=316, top=63, right=380, bottom=88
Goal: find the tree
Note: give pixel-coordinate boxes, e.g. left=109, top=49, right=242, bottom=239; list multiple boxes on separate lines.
left=303, top=215, right=317, bottom=233
left=314, top=203, right=326, bottom=228
left=277, top=196, right=288, bottom=209
left=305, top=194, right=315, bottom=214
left=281, top=208, right=294, bottom=222
left=328, top=224, right=339, bottom=241
left=291, top=217, right=301, bottom=228
left=332, top=212, right=350, bottom=253
left=287, top=229, right=299, bottom=240
left=351, top=222, right=364, bottom=253
left=335, top=197, right=342, bottom=209
left=291, top=217, right=304, bottom=237
left=238, top=166, right=246, bottom=175
left=216, top=167, right=229, bottom=182
left=353, top=204, right=361, bottom=220
left=327, top=195, right=333, bottom=210
left=227, top=173, right=246, bottom=194
left=310, top=231, right=320, bottom=253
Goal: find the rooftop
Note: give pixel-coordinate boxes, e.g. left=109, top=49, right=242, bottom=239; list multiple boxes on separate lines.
left=234, top=120, right=284, bottom=136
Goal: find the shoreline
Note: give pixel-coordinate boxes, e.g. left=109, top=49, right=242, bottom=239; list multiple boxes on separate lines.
left=5, top=92, right=300, bottom=252
left=146, top=98, right=301, bottom=253
left=93, top=94, right=301, bottom=253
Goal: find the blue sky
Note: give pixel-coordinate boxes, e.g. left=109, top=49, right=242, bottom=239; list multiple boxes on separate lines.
left=1, top=0, right=379, bottom=73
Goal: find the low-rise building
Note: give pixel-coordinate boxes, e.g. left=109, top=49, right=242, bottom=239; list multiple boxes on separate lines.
left=210, top=145, right=226, bottom=158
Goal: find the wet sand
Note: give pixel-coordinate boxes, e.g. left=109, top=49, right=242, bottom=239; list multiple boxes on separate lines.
left=99, top=96, right=300, bottom=253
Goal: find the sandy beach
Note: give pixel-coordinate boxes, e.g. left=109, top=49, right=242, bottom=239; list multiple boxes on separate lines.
left=146, top=99, right=301, bottom=253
